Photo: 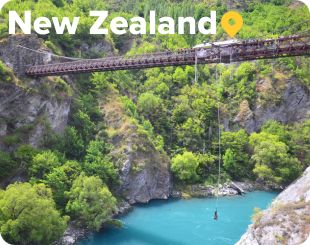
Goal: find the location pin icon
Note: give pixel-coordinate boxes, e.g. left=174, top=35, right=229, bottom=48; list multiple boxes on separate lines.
left=221, top=11, right=243, bottom=38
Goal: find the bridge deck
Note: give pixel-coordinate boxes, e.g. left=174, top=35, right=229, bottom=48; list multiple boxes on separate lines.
left=25, top=35, right=310, bottom=77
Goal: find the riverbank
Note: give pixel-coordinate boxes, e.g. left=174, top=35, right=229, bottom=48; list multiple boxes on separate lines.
left=57, top=180, right=279, bottom=245
left=171, top=180, right=280, bottom=199
left=56, top=201, right=133, bottom=245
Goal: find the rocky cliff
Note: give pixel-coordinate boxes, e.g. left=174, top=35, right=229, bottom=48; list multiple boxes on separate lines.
left=234, top=75, right=310, bottom=133
left=236, top=166, right=310, bottom=245
left=101, top=89, right=171, bottom=204
left=0, top=35, right=71, bottom=151
left=0, top=34, right=171, bottom=205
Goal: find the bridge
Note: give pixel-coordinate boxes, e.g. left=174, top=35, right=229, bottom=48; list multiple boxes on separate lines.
left=25, top=35, right=310, bottom=77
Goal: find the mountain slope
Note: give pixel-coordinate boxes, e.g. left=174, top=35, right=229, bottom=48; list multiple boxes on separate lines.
left=236, top=167, right=310, bottom=245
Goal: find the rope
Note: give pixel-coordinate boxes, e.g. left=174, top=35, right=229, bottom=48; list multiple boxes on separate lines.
left=194, top=50, right=198, bottom=83
left=215, top=64, right=221, bottom=212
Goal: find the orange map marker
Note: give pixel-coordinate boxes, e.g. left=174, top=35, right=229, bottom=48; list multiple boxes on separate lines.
left=221, top=11, right=243, bottom=38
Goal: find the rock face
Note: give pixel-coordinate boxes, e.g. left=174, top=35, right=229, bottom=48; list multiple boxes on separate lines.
left=56, top=223, right=87, bottom=245
left=234, top=77, right=310, bottom=133
left=80, top=39, right=113, bottom=58
left=0, top=82, right=71, bottom=148
left=0, top=35, right=71, bottom=150
left=0, top=34, right=53, bottom=76
left=236, top=167, right=310, bottom=245
left=101, top=90, right=171, bottom=204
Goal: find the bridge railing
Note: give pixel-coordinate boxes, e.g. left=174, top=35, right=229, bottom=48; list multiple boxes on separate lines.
left=25, top=35, right=310, bottom=76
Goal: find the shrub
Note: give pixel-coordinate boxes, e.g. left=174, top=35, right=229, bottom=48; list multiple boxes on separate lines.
left=66, top=174, right=116, bottom=231
left=0, top=183, right=68, bottom=245
left=171, top=151, right=199, bottom=183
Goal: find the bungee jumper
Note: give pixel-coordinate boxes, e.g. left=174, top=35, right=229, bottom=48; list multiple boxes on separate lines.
left=214, top=210, right=218, bottom=220
left=214, top=63, right=222, bottom=221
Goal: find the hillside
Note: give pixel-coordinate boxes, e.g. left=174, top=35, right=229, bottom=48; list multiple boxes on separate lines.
left=236, top=166, right=310, bottom=245
left=0, top=0, right=309, bottom=245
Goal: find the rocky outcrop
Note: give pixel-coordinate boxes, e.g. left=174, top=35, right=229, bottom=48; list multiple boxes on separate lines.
left=56, top=223, right=87, bottom=245
left=172, top=181, right=260, bottom=198
left=0, top=35, right=71, bottom=150
left=0, top=34, right=54, bottom=76
left=236, top=167, right=310, bottom=245
left=101, top=90, right=171, bottom=204
left=80, top=39, right=114, bottom=58
left=234, top=77, right=310, bottom=133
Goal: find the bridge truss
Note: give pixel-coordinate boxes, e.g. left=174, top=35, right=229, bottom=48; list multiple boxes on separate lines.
left=25, top=35, right=310, bottom=77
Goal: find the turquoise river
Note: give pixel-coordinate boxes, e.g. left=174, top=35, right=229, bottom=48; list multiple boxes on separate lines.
left=78, top=191, right=277, bottom=245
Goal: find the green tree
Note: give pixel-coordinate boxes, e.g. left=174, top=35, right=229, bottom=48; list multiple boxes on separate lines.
left=221, top=129, right=252, bottom=180
left=173, top=67, right=188, bottom=86
left=66, top=174, right=116, bottom=231
left=44, top=160, right=81, bottom=209
left=62, top=127, right=85, bottom=159
left=0, top=151, right=16, bottom=179
left=71, top=110, right=96, bottom=144
left=289, top=120, right=310, bottom=167
left=0, top=183, right=68, bottom=245
left=261, top=120, right=290, bottom=144
left=137, top=92, right=162, bottom=119
left=171, top=151, right=199, bottom=182
left=250, top=132, right=302, bottom=185
left=196, top=153, right=217, bottom=178
left=14, top=144, right=38, bottom=168
left=84, top=140, right=118, bottom=185
left=29, top=151, right=61, bottom=180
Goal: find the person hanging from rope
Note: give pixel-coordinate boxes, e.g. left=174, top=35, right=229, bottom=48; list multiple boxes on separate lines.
left=214, top=210, right=218, bottom=220
left=214, top=64, right=221, bottom=221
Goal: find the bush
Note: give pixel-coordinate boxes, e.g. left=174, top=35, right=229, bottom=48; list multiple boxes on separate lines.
left=0, top=183, right=68, bottom=245
left=29, top=151, right=61, bottom=180
left=14, top=144, right=38, bottom=168
left=250, top=132, right=302, bottom=185
left=66, top=174, right=116, bottom=231
left=221, top=129, right=252, bottom=180
left=0, top=61, right=14, bottom=83
left=44, top=160, right=82, bottom=209
left=62, top=127, right=85, bottom=160
left=0, top=151, right=17, bottom=179
left=171, top=151, right=199, bottom=183
left=83, top=140, right=118, bottom=185
left=137, top=92, right=162, bottom=118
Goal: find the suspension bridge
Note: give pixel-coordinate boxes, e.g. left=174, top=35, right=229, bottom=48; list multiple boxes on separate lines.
left=24, top=34, right=310, bottom=77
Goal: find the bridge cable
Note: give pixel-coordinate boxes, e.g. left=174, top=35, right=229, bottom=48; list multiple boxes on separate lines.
left=214, top=58, right=222, bottom=220
left=17, top=44, right=83, bottom=61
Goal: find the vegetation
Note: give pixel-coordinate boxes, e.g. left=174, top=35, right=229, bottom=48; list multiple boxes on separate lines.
left=171, top=151, right=199, bottom=183
left=0, top=183, right=68, bottom=245
left=0, top=61, right=14, bottom=83
left=222, top=129, right=251, bottom=180
left=0, top=0, right=309, bottom=243
left=250, top=126, right=302, bottom=185
left=65, top=174, right=117, bottom=231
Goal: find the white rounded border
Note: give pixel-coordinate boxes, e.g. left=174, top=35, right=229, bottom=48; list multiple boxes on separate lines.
left=0, top=0, right=11, bottom=12
left=0, top=234, right=11, bottom=245
left=298, top=0, right=310, bottom=11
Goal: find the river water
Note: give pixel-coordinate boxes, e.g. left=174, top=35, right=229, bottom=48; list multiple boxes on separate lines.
left=78, top=191, right=277, bottom=245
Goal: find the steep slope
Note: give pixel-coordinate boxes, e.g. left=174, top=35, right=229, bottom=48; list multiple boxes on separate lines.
left=101, top=89, right=171, bottom=204
left=234, top=76, right=310, bottom=133
left=0, top=35, right=71, bottom=150
left=236, top=167, right=310, bottom=245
